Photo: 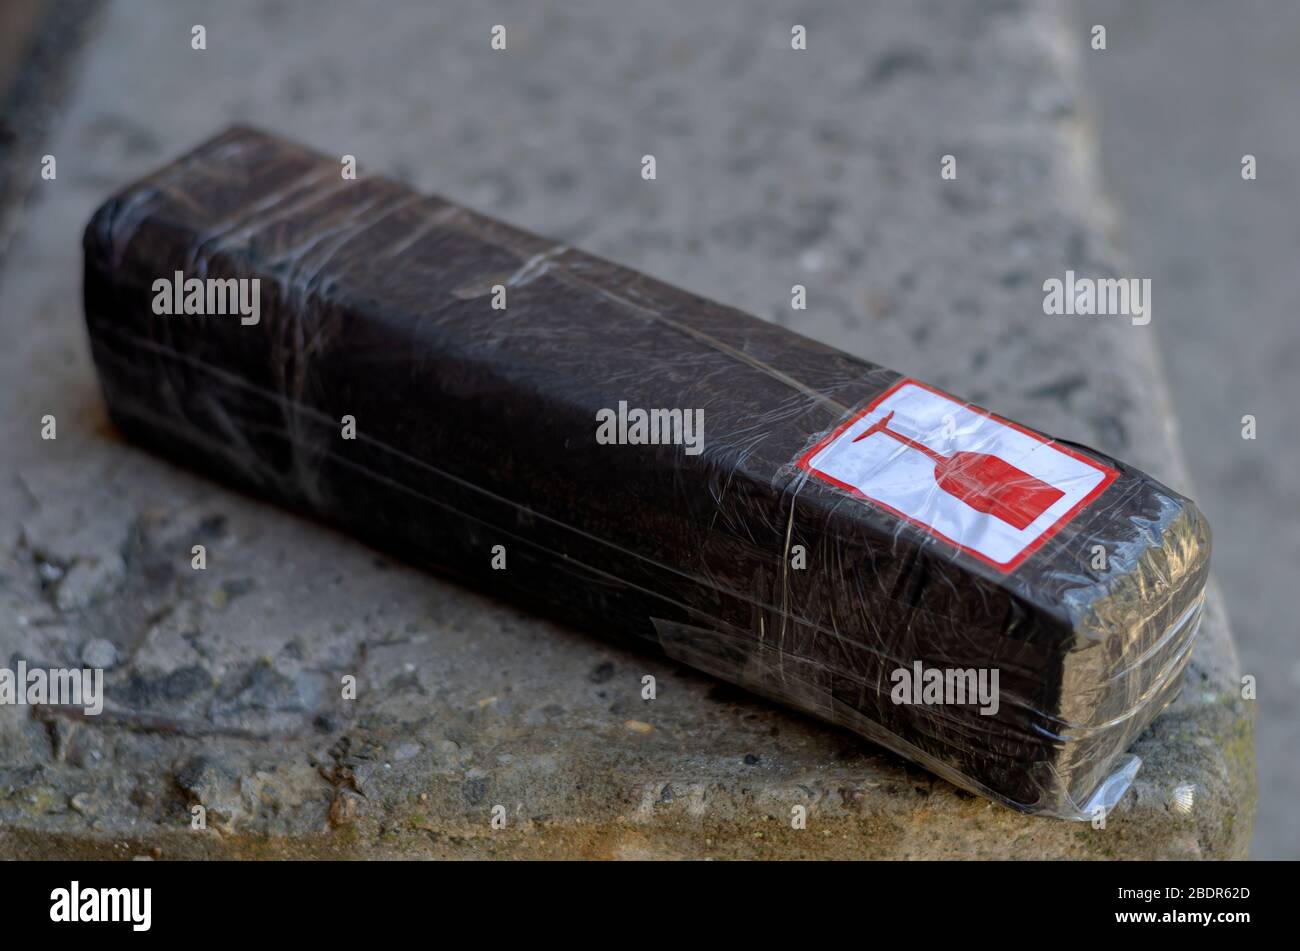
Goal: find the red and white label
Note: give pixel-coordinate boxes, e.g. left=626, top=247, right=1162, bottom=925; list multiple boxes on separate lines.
left=797, top=379, right=1118, bottom=572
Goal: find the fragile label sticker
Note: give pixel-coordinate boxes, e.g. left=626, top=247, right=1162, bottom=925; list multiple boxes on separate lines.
left=797, top=379, right=1118, bottom=571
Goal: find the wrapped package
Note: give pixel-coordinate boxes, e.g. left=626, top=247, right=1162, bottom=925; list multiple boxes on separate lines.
left=82, top=127, right=1210, bottom=818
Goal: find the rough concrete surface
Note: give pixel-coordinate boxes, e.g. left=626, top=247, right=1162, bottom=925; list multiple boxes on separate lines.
left=0, top=0, right=1255, bottom=858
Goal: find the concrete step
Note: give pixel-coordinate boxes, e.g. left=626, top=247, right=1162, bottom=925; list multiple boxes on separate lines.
left=0, top=0, right=1255, bottom=858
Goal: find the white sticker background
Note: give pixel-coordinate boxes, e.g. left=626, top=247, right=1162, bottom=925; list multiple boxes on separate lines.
left=804, top=382, right=1112, bottom=567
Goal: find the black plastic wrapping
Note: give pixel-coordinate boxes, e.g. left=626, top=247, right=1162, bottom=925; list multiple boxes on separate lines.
left=82, top=127, right=1211, bottom=818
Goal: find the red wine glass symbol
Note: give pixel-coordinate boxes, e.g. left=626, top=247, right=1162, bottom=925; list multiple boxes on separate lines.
left=853, top=411, right=1064, bottom=530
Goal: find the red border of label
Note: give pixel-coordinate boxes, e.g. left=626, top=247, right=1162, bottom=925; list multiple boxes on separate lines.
left=794, top=377, right=1120, bottom=573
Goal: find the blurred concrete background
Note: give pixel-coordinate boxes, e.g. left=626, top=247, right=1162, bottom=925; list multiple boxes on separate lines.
left=1077, top=0, right=1298, bottom=860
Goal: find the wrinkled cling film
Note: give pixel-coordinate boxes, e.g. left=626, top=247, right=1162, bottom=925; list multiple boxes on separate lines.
left=82, top=127, right=1212, bottom=819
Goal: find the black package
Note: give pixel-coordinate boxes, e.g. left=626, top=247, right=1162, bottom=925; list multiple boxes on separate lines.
left=82, top=127, right=1210, bottom=818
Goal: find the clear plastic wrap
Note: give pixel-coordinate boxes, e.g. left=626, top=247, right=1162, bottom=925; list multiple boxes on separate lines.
left=82, top=127, right=1211, bottom=819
